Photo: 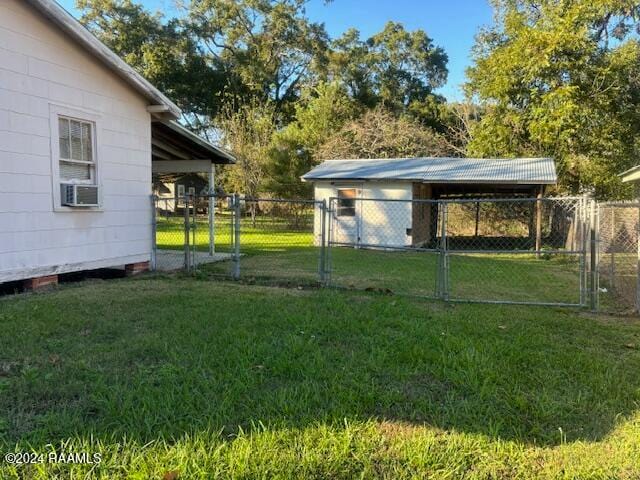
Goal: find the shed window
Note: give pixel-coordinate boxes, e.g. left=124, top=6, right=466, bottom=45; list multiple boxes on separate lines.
left=58, top=116, right=95, bottom=183
left=337, top=189, right=357, bottom=217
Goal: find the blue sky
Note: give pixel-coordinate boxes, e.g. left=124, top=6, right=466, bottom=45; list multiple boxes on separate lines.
left=58, top=0, right=494, bottom=101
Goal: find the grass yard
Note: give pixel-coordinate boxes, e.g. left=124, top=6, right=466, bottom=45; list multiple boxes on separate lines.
left=1, top=275, right=640, bottom=478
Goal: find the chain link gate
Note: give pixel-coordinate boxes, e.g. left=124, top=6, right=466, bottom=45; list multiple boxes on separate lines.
left=326, top=195, right=593, bottom=307
left=325, top=197, right=441, bottom=298
left=442, top=197, right=590, bottom=306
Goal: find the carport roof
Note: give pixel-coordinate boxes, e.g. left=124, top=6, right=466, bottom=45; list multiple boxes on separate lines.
left=152, top=121, right=235, bottom=165
left=302, top=157, right=557, bottom=185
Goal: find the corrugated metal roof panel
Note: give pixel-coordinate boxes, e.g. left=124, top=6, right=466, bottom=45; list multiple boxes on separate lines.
left=302, top=157, right=557, bottom=184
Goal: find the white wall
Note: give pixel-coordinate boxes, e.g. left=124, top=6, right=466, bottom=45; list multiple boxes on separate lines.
left=313, top=181, right=413, bottom=247
left=0, top=0, right=152, bottom=282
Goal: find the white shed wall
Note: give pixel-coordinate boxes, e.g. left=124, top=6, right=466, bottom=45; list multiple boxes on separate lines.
left=313, top=181, right=413, bottom=247
left=0, top=0, right=152, bottom=282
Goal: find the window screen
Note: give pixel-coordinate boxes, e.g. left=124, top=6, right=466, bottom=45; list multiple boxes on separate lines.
left=58, top=117, right=95, bottom=183
left=337, top=189, right=357, bottom=217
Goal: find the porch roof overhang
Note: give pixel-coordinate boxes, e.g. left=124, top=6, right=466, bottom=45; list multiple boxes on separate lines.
left=151, top=121, right=235, bottom=174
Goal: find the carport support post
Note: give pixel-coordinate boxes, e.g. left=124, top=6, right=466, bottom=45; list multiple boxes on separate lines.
left=208, top=164, right=215, bottom=255
left=151, top=195, right=157, bottom=271
left=535, top=186, right=543, bottom=257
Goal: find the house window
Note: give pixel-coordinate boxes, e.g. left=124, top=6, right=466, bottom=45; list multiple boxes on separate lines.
left=188, top=187, right=196, bottom=197
left=177, top=184, right=185, bottom=198
left=58, top=117, right=95, bottom=184
left=337, top=189, right=357, bottom=217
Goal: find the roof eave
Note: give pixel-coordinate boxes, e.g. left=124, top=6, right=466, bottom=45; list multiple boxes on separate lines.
left=26, top=0, right=181, bottom=120
left=302, top=177, right=557, bottom=185
left=619, top=165, right=640, bottom=183
left=163, top=121, right=236, bottom=164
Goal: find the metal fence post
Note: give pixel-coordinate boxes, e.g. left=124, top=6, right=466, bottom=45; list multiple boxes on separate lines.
left=192, top=195, right=198, bottom=271
left=443, top=202, right=450, bottom=301
left=580, top=196, right=588, bottom=306
left=438, top=201, right=449, bottom=301
left=319, top=199, right=327, bottom=285
left=233, top=193, right=241, bottom=280
left=184, top=195, right=191, bottom=272
left=590, top=199, right=598, bottom=310
left=209, top=167, right=216, bottom=256
left=150, top=195, right=157, bottom=271
left=326, top=198, right=335, bottom=287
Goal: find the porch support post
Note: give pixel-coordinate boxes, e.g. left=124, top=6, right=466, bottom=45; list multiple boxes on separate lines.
left=208, top=162, right=215, bottom=255
left=474, top=201, right=480, bottom=237
left=535, top=185, right=543, bottom=256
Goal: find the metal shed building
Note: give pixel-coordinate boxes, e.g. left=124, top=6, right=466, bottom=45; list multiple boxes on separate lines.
left=302, top=157, right=557, bottom=247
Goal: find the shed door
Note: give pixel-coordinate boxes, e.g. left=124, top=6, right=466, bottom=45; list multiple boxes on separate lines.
left=333, top=188, right=360, bottom=245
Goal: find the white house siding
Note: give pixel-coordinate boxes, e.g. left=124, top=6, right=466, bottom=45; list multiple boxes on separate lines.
left=312, top=181, right=413, bottom=247
left=0, top=0, right=152, bottom=282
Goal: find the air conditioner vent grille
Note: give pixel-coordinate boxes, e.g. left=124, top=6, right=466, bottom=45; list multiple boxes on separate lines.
left=60, top=184, right=99, bottom=207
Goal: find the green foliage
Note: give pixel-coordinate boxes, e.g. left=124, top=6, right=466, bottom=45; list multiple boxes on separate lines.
left=466, top=0, right=640, bottom=198
left=329, top=22, right=448, bottom=113
left=216, top=100, right=277, bottom=197
left=267, top=82, right=359, bottom=198
left=317, top=106, right=454, bottom=160
left=185, top=0, right=329, bottom=121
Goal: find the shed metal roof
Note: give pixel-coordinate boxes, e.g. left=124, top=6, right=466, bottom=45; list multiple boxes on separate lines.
left=302, top=157, right=557, bottom=185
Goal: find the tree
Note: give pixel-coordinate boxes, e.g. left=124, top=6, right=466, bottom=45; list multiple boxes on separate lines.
left=466, top=0, right=640, bottom=198
left=267, top=82, right=359, bottom=198
left=216, top=100, right=277, bottom=215
left=185, top=0, right=329, bottom=121
left=328, top=22, right=449, bottom=127
left=439, top=102, right=483, bottom=156
left=317, top=106, right=453, bottom=160
left=77, top=0, right=226, bottom=122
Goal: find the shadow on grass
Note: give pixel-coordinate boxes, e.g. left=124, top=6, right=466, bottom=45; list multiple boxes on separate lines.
left=1, top=274, right=639, bottom=451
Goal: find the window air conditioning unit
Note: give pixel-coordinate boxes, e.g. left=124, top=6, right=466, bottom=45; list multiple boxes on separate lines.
left=61, top=184, right=99, bottom=207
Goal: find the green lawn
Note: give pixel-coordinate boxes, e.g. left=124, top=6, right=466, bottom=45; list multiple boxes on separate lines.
left=1, top=276, right=639, bottom=478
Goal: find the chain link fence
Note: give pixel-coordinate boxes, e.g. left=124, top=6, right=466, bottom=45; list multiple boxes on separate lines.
left=597, top=202, right=640, bottom=312
left=153, top=193, right=640, bottom=311
left=327, top=196, right=591, bottom=307
left=228, top=197, right=324, bottom=285
left=154, top=194, right=325, bottom=285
